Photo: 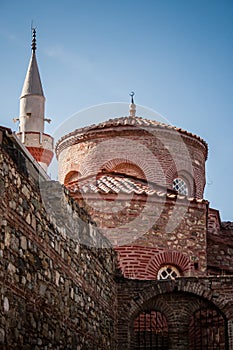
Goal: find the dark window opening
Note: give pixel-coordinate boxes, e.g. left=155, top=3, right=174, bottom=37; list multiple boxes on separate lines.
left=189, top=306, right=228, bottom=350
left=134, top=310, right=169, bottom=349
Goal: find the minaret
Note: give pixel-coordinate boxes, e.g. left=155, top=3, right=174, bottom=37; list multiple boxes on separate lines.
left=129, top=91, right=136, bottom=117
left=16, top=28, right=53, bottom=172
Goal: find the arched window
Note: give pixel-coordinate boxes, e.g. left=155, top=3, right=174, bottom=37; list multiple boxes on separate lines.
left=157, top=265, right=181, bottom=280
left=173, top=177, right=188, bottom=196
left=189, top=306, right=228, bottom=349
left=112, top=162, right=145, bottom=179
left=102, top=158, right=146, bottom=180
left=134, top=310, right=169, bottom=349
left=64, top=171, right=81, bottom=185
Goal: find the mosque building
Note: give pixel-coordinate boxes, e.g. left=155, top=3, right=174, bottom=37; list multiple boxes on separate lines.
left=0, top=29, right=233, bottom=350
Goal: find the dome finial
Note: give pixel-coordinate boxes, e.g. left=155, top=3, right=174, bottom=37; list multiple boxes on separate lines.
left=130, top=91, right=135, bottom=104
left=31, top=25, right=37, bottom=53
left=129, top=91, right=136, bottom=117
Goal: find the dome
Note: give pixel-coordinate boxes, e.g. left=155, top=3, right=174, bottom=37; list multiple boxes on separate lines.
left=56, top=115, right=208, bottom=199
left=55, top=115, right=208, bottom=157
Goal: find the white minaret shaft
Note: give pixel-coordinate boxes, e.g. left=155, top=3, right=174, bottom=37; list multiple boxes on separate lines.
left=16, top=28, right=54, bottom=173
left=19, top=28, right=45, bottom=133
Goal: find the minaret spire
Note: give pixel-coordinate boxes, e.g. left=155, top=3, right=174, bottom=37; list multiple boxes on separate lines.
left=31, top=27, right=37, bottom=53
left=129, top=91, right=136, bottom=117
left=16, top=28, right=54, bottom=173
left=20, top=27, right=44, bottom=102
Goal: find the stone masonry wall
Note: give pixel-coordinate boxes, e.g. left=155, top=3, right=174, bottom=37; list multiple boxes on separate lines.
left=0, top=131, right=117, bottom=350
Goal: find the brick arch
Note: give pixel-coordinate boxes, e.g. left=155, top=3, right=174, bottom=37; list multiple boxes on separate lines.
left=145, top=251, right=191, bottom=278
left=118, top=279, right=233, bottom=349
left=128, top=284, right=177, bottom=349
left=127, top=279, right=233, bottom=324
left=167, top=165, right=195, bottom=197
left=125, top=282, right=232, bottom=348
left=177, top=169, right=196, bottom=198
left=179, top=295, right=227, bottom=327
left=64, top=170, right=81, bottom=185
left=140, top=295, right=174, bottom=321
left=102, top=158, right=146, bottom=180
left=130, top=290, right=212, bottom=330
left=176, top=279, right=233, bottom=320
left=101, top=157, right=160, bottom=182
left=129, top=289, right=230, bottom=349
left=128, top=281, right=176, bottom=324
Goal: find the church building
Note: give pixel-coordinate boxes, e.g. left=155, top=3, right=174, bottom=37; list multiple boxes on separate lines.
left=0, top=29, right=233, bottom=350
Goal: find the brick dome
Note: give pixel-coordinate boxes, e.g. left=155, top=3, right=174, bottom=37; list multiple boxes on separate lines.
left=56, top=115, right=208, bottom=199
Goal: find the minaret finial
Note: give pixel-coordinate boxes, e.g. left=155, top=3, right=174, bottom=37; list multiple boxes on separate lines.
left=129, top=91, right=136, bottom=117
left=31, top=26, right=37, bottom=53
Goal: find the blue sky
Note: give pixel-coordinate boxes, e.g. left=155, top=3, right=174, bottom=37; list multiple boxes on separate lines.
left=0, top=0, right=232, bottom=220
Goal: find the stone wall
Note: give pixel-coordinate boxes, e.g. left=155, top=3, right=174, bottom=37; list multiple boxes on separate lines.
left=0, top=129, right=117, bottom=349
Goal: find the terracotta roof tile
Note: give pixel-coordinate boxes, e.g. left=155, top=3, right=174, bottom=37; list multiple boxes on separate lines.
left=56, top=116, right=208, bottom=158
left=67, top=173, right=208, bottom=204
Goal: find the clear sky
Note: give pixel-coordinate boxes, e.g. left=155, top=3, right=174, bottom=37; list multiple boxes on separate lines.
left=0, top=0, right=232, bottom=220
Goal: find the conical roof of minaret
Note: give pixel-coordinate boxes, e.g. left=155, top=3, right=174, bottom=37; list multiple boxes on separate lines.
left=20, top=28, right=44, bottom=98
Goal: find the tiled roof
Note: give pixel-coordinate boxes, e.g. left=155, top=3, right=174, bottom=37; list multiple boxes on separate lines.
left=56, top=115, right=208, bottom=156
left=67, top=173, right=207, bottom=203
left=0, top=125, right=12, bottom=133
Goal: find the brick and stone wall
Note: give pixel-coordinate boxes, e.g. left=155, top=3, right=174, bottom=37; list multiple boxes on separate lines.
left=0, top=129, right=117, bottom=350
left=207, top=219, right=233, bottom=275
left=116, top=276, right=233, bottom=350
left=71, top=189, right=208, bottom=279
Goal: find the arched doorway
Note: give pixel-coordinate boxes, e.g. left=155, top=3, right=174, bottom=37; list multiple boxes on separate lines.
left=133, top=310, right=169, bottom=349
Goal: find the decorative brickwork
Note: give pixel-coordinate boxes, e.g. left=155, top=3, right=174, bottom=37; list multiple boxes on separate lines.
left=27, top=146, right=54, bottom=165
left=115, top=246, right=192, bottom=280
left=16, top=131, right=54, bottom=172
